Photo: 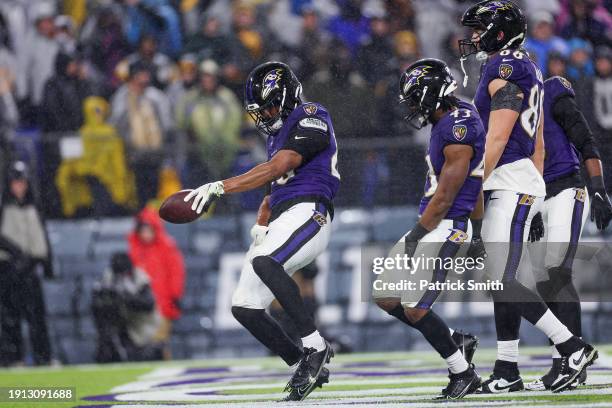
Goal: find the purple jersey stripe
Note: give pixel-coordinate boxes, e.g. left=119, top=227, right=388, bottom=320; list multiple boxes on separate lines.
left=502, top=195, right=531, bottom=281
left=560, top=194, right=585, bottom=270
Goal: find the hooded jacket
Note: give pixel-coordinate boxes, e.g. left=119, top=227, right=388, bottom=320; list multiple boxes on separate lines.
left=128, top=207, right=184, bottom=320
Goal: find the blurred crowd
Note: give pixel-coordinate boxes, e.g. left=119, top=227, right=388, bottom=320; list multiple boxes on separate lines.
left=0, top=0, right=611, bottom=218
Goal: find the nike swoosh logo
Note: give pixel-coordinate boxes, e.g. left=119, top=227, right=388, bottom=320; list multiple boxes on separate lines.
left=493, top=379, right=521, bottom=391
left=294, top=136, right=308, bottom=140
left=595, top=192, right=603, bottom=200
left=502, top=58, right=514, bottom=62
left=455, top=119, right=467, bottom=123
left=572, top=350, right=586, bottom=366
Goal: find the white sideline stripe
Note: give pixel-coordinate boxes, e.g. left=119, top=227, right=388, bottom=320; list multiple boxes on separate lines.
left=113, top=384, right=612, bottom=402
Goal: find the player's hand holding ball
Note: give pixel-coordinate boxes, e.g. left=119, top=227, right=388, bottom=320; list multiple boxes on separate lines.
left=184, top=181, right=225, bottom=214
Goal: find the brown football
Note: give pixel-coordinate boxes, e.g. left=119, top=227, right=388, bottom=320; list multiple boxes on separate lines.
left=159, top=190, right=200, bottom=224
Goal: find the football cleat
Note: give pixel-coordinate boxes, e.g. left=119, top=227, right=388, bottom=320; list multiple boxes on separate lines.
left=551, top=344, right=598, bottom=393
left=282, top=340, right=334, bottom=401
left=281, top=368, right=330, bottom=401
left=478, top=374, right=524, bottom=393
left=452, top=330, right=479, bottom=364
left=436, top=364, right=481, bottom=399
left=525, top=358, right=562, bottom=391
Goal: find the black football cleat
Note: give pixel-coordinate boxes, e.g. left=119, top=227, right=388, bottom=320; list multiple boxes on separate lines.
left=282, top=340, right=334, bottom=401
left=452, top=330, right=479, bottom=364
left=281, top=368, right=330, bottom=401
left=551, top=344, right=598, bottom=393
left=436, top=364, right=481, bottom=399
left=478, top=373, right=524, bottom=393
left=525, top=358, right=562, bottom=391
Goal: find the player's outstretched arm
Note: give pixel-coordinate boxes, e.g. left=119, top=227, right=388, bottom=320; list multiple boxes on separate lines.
left=419, top=144, right=473, bottom=231
left=484, top=78, right=523, bottom=180
left=185, top=151, right=303, bottom=214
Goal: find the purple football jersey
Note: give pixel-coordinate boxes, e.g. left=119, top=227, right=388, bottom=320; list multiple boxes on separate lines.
left=474, top=50, right=544, bottom=167
left=543, top=76, right=581, bottom=183
left=419, top=101, right=485, bottom=218
left=267, top=102, right=340, bottom=208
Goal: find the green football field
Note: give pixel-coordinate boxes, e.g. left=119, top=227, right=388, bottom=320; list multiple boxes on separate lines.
left=2, top=346, right=612, bottom=407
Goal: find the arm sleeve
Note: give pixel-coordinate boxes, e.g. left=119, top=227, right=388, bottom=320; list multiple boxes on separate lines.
left=281, top=129, right=330, bottom=163
left=552, top=95, right=601, bottom=161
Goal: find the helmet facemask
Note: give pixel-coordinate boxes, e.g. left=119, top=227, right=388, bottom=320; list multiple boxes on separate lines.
left=400, top=80, right=458, bottom=130
left=246, top=88, right=286, bottom=135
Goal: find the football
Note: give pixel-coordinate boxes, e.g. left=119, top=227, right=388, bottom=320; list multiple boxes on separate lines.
left=159, top=190, right=200, bottom=224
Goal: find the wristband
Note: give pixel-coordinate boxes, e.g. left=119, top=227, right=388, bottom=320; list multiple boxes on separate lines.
left=406, top=223, right=430, bottom=242
left=471, top=219, right=482, bottom=239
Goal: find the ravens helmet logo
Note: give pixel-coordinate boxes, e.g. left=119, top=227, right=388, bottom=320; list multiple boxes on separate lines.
left=261, top=69, right=283, bottom=100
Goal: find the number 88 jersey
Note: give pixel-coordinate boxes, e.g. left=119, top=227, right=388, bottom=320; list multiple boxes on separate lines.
left=474, top=49, right=543, bottom=167
left=474, top=49, right=546, bottom=196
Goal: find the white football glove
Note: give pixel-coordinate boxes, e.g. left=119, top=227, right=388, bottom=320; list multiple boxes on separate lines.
left=250, top=224, right=269, bottom=246
left=184, top=181, right=224, bottom=214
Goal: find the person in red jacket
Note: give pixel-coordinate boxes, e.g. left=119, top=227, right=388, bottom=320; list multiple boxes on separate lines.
left=128, top=206, right=185, bottom=358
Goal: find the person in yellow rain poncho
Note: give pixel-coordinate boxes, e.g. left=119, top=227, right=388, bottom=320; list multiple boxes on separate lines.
left=56, top=96, right=137, bottom=217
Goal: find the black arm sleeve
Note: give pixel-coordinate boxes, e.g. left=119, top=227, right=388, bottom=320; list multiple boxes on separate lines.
left=281, top=129, right=330, bottom=163
left=490, top=81, right=523, bottom=112
left=552, top=95, right=601, bottom=161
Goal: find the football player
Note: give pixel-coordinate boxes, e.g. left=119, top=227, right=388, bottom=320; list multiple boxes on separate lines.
left=459, top=0, right=598, bottom=394
left=185, top=62, right=340, bottom=401
left=524, top=76, right=612, bottom=391
left=374, top=58, right=484, bottom=399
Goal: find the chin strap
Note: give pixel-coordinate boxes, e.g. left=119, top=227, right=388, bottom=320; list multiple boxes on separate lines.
left=460, top=56, right=469, bottom=88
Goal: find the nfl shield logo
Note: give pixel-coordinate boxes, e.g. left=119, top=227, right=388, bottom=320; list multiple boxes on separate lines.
left=303, top=104, right=318, bottom=115
left=499, top=64, right=513, bottom=79
left=452, top=124, right=467, bottom=141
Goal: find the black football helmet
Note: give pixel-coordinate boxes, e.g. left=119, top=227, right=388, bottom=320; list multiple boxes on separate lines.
left=244, top=61, right=302, bottom=135
left=398, top=58, right=458, bottom=129
left=459, top=0, right=527, bottom=59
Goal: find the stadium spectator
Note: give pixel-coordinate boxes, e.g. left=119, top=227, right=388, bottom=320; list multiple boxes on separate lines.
left=327, top=0, right=370, bottom=57
left=15, top=2, right=59, bottom=123
left=305, top=40, right=376, bottom=139
left=292, top=7, right=332, bottom=83
left=41, top=53, right=94, bottom=133
left=183, top=13, right=239, bottom=66
left=91, top=252, right=164, bottom=363
left=54, top=14, right=77, bottom=54
left=0, top=161, right=53, bottom=366
left=110, top=60, right=172, bottom=208
left=547, top=51, right=570, bottom=77
left=413, top=0, right=456, bottom=60
left=166, top=54, right=198, bottom=108
left=79, top=5, right=130, bottom=87
left=357, top=12, right=395, bottom=86
left=566, top=37, right=595, bottom=81
left=559, top=0, right=612, bottom=46
left=123, top=0, right=182, bottom=58
left=128, top=207, right=185, bottom=358
left=55, top=96, right=137, bottom=217
left=176, top=59, right=242, bottom=185
left=115, top=34, right=175, bottom=90
left=525, top=11, right=569, bottom=71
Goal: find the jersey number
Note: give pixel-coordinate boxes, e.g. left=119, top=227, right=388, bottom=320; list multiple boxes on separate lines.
left=520, top=84, right=543, bottom=138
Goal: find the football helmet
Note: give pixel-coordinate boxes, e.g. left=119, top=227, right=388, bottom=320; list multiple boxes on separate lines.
left=398, top=58, right=458, bottom=129
left=244, top=61, right=302, bottom=135
left=459, top=0, right=527, bottom=59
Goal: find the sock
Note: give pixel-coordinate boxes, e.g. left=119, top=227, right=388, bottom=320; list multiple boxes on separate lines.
left=497, top=339, right=520, bottom=363
left=301, top=330, right=325, bottom=352
left=231, top=306, right=302, bottom=365
left=535, top=309, right=573, bottom=345
left=551, top=345, right=561, bottom=359
left=446, top=349, right=469, bottom=374
left=412, top=310, right=458, bottom=359
left=252, top=256, right=316, bottom=337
